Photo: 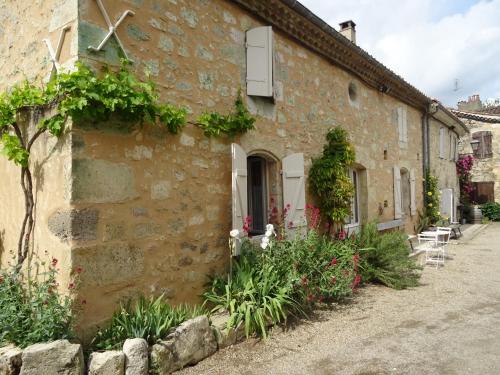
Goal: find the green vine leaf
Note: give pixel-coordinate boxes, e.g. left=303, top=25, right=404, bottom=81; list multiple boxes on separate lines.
left=0, top=133, right=29, bottom=167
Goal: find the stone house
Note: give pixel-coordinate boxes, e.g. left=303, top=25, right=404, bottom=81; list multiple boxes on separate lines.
left=453, top=103, right=500, bottom=204
left=0, top=0, right=465, bottom=336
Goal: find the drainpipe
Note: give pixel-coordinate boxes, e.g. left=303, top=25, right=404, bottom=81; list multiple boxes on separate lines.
left=422, top=103, right=437, bottom=196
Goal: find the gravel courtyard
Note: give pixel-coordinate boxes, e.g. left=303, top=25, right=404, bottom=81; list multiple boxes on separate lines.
left=179, top=223, right=500, bottom=375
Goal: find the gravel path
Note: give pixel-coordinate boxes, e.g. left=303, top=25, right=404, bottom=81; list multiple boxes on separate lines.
left=178, top=223, right=500, bottom=375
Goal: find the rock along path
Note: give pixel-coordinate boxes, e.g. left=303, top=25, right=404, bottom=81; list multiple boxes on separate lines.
left=179, top=223, right=500, bottom=375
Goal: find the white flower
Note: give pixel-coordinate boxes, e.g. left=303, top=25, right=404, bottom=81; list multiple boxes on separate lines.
left=265, top=230, right=273, bottom=237
left=260, top=242, right=268, bottom=250
left=229, top=229, right=239, bottom=238
left=266, top=224, right=274, bottom=232
left=261, top=236, right=270, bottom=244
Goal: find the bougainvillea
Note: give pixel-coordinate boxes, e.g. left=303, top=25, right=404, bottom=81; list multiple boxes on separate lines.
left=456, top=154, right=474, bottom=204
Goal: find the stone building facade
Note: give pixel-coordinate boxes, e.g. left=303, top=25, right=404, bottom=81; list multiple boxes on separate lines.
left=0, top=0, right=465, bottom=336
left=453, top=108, right=500, bottom=204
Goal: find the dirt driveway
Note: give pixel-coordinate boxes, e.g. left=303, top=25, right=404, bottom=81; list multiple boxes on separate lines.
left=179, top=223, right=500, bottom=375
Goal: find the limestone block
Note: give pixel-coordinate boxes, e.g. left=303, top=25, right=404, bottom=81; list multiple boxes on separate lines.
left=0, top=345, right=22, bottom=375
left=123, top=339, right=148, bottom=375
left=210, top=313, right=246, bottom=349
left=88, top=351, right=124, bottom=375
left=72, top=159, right=137, bottom=203
left=151, top=316, right=217, bottom=373
left=48, top=208, right=98, bottom=242
left=20, top=340, right=83, bottom=375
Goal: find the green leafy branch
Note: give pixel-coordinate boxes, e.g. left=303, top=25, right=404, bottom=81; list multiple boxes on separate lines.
left=0, top=61, right=255, bottom=267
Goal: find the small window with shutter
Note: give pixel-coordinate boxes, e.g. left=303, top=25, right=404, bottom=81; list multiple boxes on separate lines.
left=472, top=131, right=493, bottom=159
left=397, top=107, right=408, bottom=147
left=439, top=127, right=445, bottom=159
left=246, top=26, right=274, bottom=97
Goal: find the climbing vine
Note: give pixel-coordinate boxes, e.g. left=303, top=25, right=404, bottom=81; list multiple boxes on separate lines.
left=309, top=127, right=355, bottom=234
left=424, top=169, right=440, bottom=224
left=0, top=61, right=255, bottom=267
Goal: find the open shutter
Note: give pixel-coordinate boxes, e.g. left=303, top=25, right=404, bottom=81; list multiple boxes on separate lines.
left=410, top=169, right=416, bottom=216
left=393, top=166, right=402, bottom=219
left=439, top=128, right=445, bottom=158
left=282, top=153, right=306, bottom=231
left=246, top=26, right=273, bottom=97
left=232, top=144, right=248, bottom=232
left=440, top=189, right=453, bottom=221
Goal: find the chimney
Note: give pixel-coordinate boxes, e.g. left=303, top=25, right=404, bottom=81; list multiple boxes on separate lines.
left=339, top=20, right=356, bottom=44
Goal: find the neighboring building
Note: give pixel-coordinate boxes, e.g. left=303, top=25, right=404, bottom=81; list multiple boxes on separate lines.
left=452, top=104, right=500, bottom=204
left=0, top=0, right=465, bottom=336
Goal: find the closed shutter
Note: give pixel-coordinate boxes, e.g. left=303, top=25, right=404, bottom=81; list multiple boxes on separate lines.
left=246, top=26, right=273, bottom=97
left=455, top=137, right=459, bottom=161
left=472, top=182, right=494, bottom=204
left=232, top=144, right=248, bottom=232
left=282, top=153, right=307, bottom=230
left=410, top=169, right=416, bottom=216
left=397, top=107, right=407, bottom=144
left=449, top=134, right=454, bottom=160
left=484, top=131, right=493, bottom=158
left=439, top=127, right=445, bottom=158
left=393, top=166, right=402, bottom=219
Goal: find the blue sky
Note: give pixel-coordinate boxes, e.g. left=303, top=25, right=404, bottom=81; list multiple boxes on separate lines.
left=300, top=0, right=500, bottom=107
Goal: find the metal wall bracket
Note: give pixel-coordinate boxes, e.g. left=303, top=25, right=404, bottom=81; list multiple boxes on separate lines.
left=87, top=0, right=135, bottom=61
left=43, top=25, right=71, bottom=78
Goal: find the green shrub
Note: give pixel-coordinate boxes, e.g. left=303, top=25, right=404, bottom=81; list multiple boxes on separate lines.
left=204, top=253, right=302, bottom=338
left=267, top=231, right=360, bottom=304
left=0, top=260, right=75, bottom=348
left=91, top=295, right=205, bottom=350
left=355, top=223, right=421, bottom=289
left=480, top=202, right=500, bottom=221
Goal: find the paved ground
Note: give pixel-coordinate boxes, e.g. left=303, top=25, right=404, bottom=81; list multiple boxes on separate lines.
left=179, top=223, right=500, bottom=375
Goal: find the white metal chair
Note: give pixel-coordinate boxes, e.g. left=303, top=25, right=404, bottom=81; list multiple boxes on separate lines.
left=416, top=233, right=445, bottom=268
left=436, top=227, right=452, bottom=258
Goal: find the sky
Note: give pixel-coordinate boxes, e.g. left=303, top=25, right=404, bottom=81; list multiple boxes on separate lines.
left=300, top=0, right=500, bottom=107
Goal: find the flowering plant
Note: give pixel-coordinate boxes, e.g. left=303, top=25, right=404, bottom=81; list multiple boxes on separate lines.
left=456, top=154, right=474, bottom=204
left=424, top=170, right=440, bottom=224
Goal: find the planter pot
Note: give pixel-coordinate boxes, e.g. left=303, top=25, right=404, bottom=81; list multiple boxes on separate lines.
left=461, top=218, right=467, bottom=225
left=471, top=205, right=483, bottom=224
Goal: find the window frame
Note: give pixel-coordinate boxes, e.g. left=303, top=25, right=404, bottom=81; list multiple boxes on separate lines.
left=345, top=169, right=360, bottom=229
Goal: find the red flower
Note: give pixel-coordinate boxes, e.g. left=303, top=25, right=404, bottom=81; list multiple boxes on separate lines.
left=81, top=299, right=87, bottom=305
left=307, top=294, right=315, bottom=302
left=288, top=221, right=294, bottom=229
left=68, top=282, right=75, bottom=290
left=330, top=258, right=337, bottom=266
left=51, top=257, right=58, bottom=267
left=301, top=276, right=309, bottom=286
left=75, top=266, right=83, bottom=274
left=331, top=276, right=337, bottom=284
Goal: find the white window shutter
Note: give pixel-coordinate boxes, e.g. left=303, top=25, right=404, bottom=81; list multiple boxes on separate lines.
left=440, top=188, right=453, bottom=220
left=232, top=143, right=248, bottom=232
left=403, top=107, right=408, bottom=142
left=397, top=108, right=403, bottom=142
left=282, top=153, right=307, bottom=230
left=439, top=128, right=445, bottom=158
left=410, top=169, right=416, bottom=216
left=246, top=26, right=273, bottom=97
left=393, top=166, right=402, bottom=219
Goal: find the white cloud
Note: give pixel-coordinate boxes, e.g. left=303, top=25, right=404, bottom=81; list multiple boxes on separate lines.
left=300, top=0, right=500, bottom=106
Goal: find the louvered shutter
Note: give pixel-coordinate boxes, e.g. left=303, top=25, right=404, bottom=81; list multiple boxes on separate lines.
left=403, top=107, right=408, bottom=142
left=282, top=153, right=307, bottom=231
left=440, top=189, right=453, bottom=220
left=439, top=127, right=445, bottom=158
left=246, top=26, right=273, bottom=97
left=472, top=132, right=483, bottom=158
left=397, top=108, right=403, bottom=142
left=410, top=169, right=416, bottom=216
left=393, top=166, right=402, bottom=219
left=484, top=131, right=493, bottom=158
left=232, top=144, right=248, bottom=232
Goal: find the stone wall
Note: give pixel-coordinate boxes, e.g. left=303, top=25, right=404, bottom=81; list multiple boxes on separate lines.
left=458, top=118, right=500, bottom=203
left=1, top=0, right=428, bottom=336
left=69, top=0, right=425, bottom=334
left=0, top=0, right=78, bottom=91
left=428, top=118, right=461, bottom=216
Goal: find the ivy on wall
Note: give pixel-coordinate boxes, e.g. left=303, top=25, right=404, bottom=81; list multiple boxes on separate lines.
left=308, top=127, right=355, bottom=234
left=0, top=61, right=256, bottom=267
left=424, top=169, right=441, bottom=224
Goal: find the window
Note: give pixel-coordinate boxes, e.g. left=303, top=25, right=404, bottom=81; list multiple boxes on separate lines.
left=345, top=169, right=360, bottom=226
left=394, top=166, right=416, bottom=219
left=247, top=156, right=267, bottom=235
left=246, top=26, right=274, bottom=97
left=397, top=107, right=408, bottom=146
left=472, top=131, right=493, bottom=159
left=348, top=82, right=358, bottom=104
